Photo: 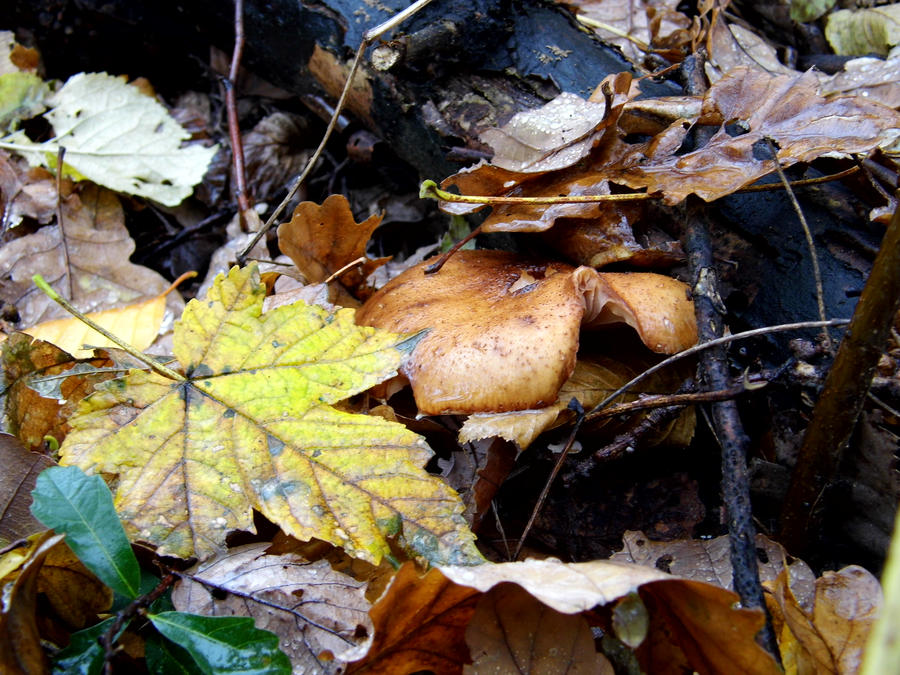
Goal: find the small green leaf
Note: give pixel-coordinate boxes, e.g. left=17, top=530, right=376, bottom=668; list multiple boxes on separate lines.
left=51, top=617, right=116, bottom=675
left=146, top=635, right=204, bottom=675
left=149, top=612, right=291, bottom=675
left=30, top=465, right=140, bottom=599
left=790, top=0, right=836, bottom=24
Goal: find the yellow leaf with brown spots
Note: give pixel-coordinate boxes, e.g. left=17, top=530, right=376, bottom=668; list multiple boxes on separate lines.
left=59, top=264, right=480, bottom=565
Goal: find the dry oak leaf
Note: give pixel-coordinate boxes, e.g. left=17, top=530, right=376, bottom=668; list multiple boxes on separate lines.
left=356, top=250, right=696, bottom=416
left=465, top=582, right=614, bottom=674
left=767, top=565, right=882, bottom=674
left=59, top=264, right=481, bottom=565
left=278, top=193, right=390, bottom=303
left=172, top=543, right=372, bottom=675
left=346, top=562, right=480, bottom=675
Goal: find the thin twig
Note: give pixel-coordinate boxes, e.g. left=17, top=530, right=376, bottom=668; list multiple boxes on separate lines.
left=780, top=197, right=900, bottom=552
left=226, top=0, right=252, bottom=223
left=424, top=222, right=484, bottom=274
left=102, top=574, right=177, bottom=675
left=585, top=318, right=848, bottom=417
left=237, top=0, right=438, bottom=263
left=514, top=398, right=585, bottom=560
left=55, top=146, right=73, bottom=300
left=766, top=138, right=830, bottom=349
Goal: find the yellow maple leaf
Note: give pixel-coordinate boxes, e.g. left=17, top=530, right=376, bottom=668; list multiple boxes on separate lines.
left=59, top=264, right=480, bottom=565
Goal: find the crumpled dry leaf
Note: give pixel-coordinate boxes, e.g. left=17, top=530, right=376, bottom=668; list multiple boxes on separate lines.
left=0, top=532, right=62, bottom=674
left=826, top=5, right=900, bottom=57
left=705, top=19, right=799, bottom=82
left=278, top=194, right=389, bottom=304
left=171, top=543, right=373, bottom=674
left=356, top=250, right=696, bottom=415
left=767, top=565, right=882, bottom=674
left=0, top=151, right=58, bottom=228
left=440, top=558, right=780, bottom=675
left=346, top=562, right=481, bottom=674
left=464, top=582, right=614, bottom=674
left=818, top=49, right=900, bottom=109
left=238, top=112, right=310, bottom=201
left=0, top=433, right=53, bottom=546
left=611, top=530, right=817, bottom=595
left=609, top=66, right=900, bottom=203
left=0, top=184, right=184, bottom=327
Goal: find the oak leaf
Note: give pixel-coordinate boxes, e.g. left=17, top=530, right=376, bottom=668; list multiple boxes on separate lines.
left=59, top=264, right=480, bottom=565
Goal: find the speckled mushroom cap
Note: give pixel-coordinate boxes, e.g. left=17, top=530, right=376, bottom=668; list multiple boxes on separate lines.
left=356, top=250, right=696, bottom=415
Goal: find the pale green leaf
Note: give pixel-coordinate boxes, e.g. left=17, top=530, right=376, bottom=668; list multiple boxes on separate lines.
left=0, top=72, right=217, bottom=206
left=826, top=6, right=900, bottom=56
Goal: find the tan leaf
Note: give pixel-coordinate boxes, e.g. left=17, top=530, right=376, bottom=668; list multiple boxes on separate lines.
left=818, top=51, right=900, bottom=109
left=706, top=20, right=799, bottom=81
left=0, top=151, right=57, bottom=228
left=347, top=562, right=480, bottom=674
left=464, top=582, right=614, bottom=674
left=357, top=250, right=696, bottom=415
left=768, top=565, right=882, bottom=674
left=171, top=543, right=373, bottom=674
left=0, top=184, right=184, bottom=327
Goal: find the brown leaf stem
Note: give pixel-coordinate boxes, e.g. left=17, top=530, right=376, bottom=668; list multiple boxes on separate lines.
left=779, top=196, right=900, bottom=552
left=683, top=203, right=780, bottom=661
left=226, top=0, right=252, bottom=221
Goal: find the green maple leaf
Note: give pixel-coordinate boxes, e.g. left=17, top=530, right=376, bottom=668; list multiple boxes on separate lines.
left=59, top=264, right=481, bottom=565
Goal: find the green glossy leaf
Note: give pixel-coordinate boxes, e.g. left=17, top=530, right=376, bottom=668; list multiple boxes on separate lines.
left=146, top=635, right=204, bottom=675
left=30, top=465, right=140, bottom=599
left=51, top=617, right=116, bottom=675
left=149, top=612, right=291, bottom=675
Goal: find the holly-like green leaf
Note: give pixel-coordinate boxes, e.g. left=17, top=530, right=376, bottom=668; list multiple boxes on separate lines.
left=59, top=264, right=481, bottom=566
left=30, top=465, right=140, bottom=599
left=51, top=617, right=117, bottom=675
left=149, top=612, right=291, bottom=675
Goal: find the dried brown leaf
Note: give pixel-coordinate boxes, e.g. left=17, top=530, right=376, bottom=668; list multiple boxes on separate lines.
left=768, top=565, right=882, bottom=674
left=0, top=434, right=53, bottom=547
left=346, top=562, right=480, bottom=674
left=819, top=52, right=900, bottom=109
left=238, top=112, right=310, bottom=201
left=706, top=20, right=799, bottom=82
left=464, top=582, right=614, bottom=674
left=171, top=543, right=373, bottom=674
left=38, top=541, right=112, bottom=632
left=278, top=193, right=389, bottom=303
left=0, top=184, right=183, bottom=326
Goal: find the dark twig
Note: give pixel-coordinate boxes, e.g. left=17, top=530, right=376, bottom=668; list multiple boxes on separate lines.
left=226, top=0, right=252, bottom=223
left=424, top=223, right=484, bottom=274
left=683, top=203, right=780, bottom=661
left=514, top=398, right=585, bottom=560
left=55, top=146, right=73, bottom=300
left=780, top=196, right=900, bottom=552
left=102, top=573, right=177, bottom=675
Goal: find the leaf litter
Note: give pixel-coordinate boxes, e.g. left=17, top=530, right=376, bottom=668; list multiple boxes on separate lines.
left=0, top=2, right=898, bottom=672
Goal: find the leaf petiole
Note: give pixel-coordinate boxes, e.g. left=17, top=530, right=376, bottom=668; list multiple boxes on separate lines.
left=419, top=179, right=651, bottom=206
left=31, top=274, right=186, bottom=382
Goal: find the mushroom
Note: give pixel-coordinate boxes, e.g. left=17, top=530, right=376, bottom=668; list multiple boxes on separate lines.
left=356, top=250, right=696, bottom=416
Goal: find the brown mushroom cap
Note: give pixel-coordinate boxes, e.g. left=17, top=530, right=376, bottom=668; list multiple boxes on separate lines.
left=356, top=250, right=696, bottom=415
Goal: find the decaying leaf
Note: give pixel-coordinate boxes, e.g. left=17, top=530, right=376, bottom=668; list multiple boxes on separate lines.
left=0, top=151, right=58, bottom=229
left=357, top=250, right=696, bottom=415
left=705, top=19, right=799, bottom=81
left=37, top=540, right=113, bottom=632
left=440, top=558, right=780, bottom=675
left=59, top=264, right=480, bottom=565
left=347, top=562, right=480, bottom=674
left=826, top=5, right=900, bottom=57
left=768, top=565, right=883, bottom=674
left=612, top=530, right=816, bottom=594
left=0, top=531, right=63, bottom=675
left=0, top=72, right=218, bottom=206
left=171, top=543, right=373, bottom=674
left=0, top=184, right=184, bottom=327
left=0, top=333, right=116, bottom=451
left=239, top=112, right=310, bottom=201
left=465, top=582, right=614, bottom=674
left=0, top=434, right=53, bottom=546
left=819, top=51, right=900, bottom=109
left=278, top=193, right=389, bottom=303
